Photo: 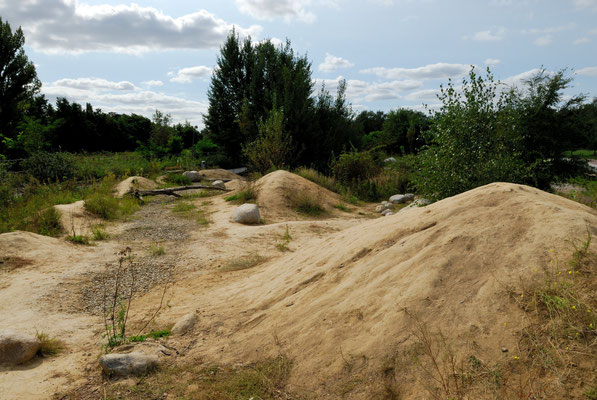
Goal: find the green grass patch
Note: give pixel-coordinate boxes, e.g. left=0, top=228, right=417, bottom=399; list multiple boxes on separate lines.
left=150, top=244, right=165, bottom=256
left=172, top=202, right=195, bottom=213
left=91, top=225, right=109, bottom=240
left=129, top=329, right=171, bottom=342
left=225, top=186, right=257, bottom=204
left=292, top=192, right=326, bottom=216
left=564, top=149, right=597, bottom=159
left=67, top=234, right=90, bottom=245
left=334, top=203, right=351, bottom=212
left=295, top=167, right=339, bottom=193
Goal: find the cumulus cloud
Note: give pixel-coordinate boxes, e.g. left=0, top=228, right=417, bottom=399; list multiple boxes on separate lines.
left=314, top=76, right=422, bottom=102
left=405, top=89, right=441, bottom=102
left=42, top=77, right=207, bottom=126
left=0, top=0, right=261, bottom=54
left=235, top=0, right=318, bottom=22
left=318, top=53, right=354, bottom=73
left=577, top=66, right=597, bottom=76
left=466, top=27, right=506, bottom=42
left=484, top=58, right=502, bottom=66
left=52, top=77, right=135, bottom=91
left=142, top=80, right=164, bottom=87
left=500, top=69, right=543, bottom=87
left=360, top=63, right=471, bottom=80
left=170, top=66, right=212, bottom=83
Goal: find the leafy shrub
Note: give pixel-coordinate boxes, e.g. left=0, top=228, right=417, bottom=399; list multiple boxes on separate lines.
left=23, top=152, right=77, bottom=182
left=295, top=167, right=338, bottom=193
left=166, top=173, right=192, bottom=186
left=243, top=108, right=294, bottom=174
left=84, top=193, right=121, bottom=220
left=34, top=208, right=63, bottom=237
left=332, top=150, right=380, bottom=186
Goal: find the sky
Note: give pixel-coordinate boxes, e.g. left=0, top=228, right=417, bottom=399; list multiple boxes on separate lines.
left=1, top=0, right=596, bottom=128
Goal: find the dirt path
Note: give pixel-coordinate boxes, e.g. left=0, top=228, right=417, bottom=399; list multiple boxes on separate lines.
left=0, top=189, right=370, bottom=399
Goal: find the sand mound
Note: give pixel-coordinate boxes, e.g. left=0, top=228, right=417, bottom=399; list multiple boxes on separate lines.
left=114, top=176, right=157, bottom=198
left=198, top=169, right=243, bottom=181
left=54, top=200, right=103, bottom=237
left=254, top=170, right=342, bottom=222
left=0, top=231, right=73, bottom=258
left=182, top=182, right=597, bottom=398
left=224, top=179, right=247, bottom=191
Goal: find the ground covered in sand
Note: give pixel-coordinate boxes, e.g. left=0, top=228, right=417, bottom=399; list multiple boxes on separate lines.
left=1, top=171, right=596, bottom=399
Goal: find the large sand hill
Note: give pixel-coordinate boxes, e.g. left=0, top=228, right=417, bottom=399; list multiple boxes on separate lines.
left=1, top=179, right=596, bottom=399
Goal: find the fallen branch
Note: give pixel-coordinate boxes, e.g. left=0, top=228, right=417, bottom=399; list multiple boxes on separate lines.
left=129, top=184, right=230, bottom=198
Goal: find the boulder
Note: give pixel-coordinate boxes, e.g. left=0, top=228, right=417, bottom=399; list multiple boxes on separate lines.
left=212, top=180, right=226, bottom=189
left=99, top=352, right=159, bottom=377
left=233, top=204, right=261, bottom=225
left=389, top=193, right=414, bottom=204
left=183, top=171, right=201, bottom=182
left=171, top=312, right=198, bottom=335
left=383, top=202, right=394, bottom=211
left=381, top=209, right=394, bottom=216
left=0, top=330, right=41, bottom=365
left=389, top=194, right=405, bottom=204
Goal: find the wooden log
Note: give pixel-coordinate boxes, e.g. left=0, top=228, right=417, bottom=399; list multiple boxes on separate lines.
left=129, top=184, right=230, bottom=198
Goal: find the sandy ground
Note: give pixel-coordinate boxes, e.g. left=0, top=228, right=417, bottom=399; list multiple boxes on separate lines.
left=1, top=173, right=597, bottom=399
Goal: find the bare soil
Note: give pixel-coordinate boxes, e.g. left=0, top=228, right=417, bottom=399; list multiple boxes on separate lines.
left=1, top=172, right=596, bottom=399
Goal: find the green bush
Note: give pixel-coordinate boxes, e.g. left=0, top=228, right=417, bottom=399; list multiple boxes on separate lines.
left=84, top=193, right=120, bottom=220
left=23, top=152, right=77, bottom=182
left=166, top=173, right=192, bottom=186
left=332, top=150, right=380, bottom=186
left=35, top=208, right=63, bottom=237
left=295, top=167, right=338, bottom=193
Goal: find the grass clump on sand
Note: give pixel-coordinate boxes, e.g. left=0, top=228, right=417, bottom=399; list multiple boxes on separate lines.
left=98, top=355, right=293, bottom=400
left=222, top=254, right=266, bottom=271
left=295, top=167, right=338, bottom=193
left=36, top=332, right=65, bottom=357
left=225, top=185, right=258, bottom=204
left=291, top=192, right=326, bottom=216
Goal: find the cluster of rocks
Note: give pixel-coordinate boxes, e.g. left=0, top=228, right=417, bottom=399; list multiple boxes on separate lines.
left=182, top=171, right=226, bottom=189
left=375, top=193, right=431, bottom=216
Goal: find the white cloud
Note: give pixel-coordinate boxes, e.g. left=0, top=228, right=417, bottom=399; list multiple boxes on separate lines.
left=500, top=69, right=543, bottom=87
left=318, top=53, right=354, bottom=73
left=573, top=0, right=597, bottom=10
left=52, top=77, right=135, bottom=91
left=0, top=0, right=261, bottom=54
left=142, top=80, right=164, bottom=87
left=42, top=79, right=207, bottom=127
left=574, top=37, right=590, bottom=44
left=314, top=76, right=422, bottom=103
left=360, top=63, right=471, bottom=80
left=484, top=58, right=502, bottom=66
left=577, top=66, right=597, bottom=76
left=170, top=66, right=212, bottom=84
left=467, top=27, right=506, bottom=42
left=533, top=35, right=553, bottom=46
left=235, top=0, right=318, bottom=22
left=405, top=89, right=441, bottom=102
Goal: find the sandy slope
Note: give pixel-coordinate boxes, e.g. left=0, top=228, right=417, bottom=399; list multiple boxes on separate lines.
left=2, top=180, right=596, bottom=398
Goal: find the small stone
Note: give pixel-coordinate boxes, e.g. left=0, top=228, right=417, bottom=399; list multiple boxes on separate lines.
left=212, top=180, right=226, bottom=189
left=389, top=194, right=407, bottom=204
left=99, top=352, right=159, bottom=377
left=375, top=205, right=383, bottom=213
left=501, top=347, right=508, bottom=353
left=171, top=312, right=198, bottom=335
left=381, top=209, right=394, bottom=216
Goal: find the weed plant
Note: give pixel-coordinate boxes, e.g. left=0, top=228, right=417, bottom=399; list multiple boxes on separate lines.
left=35, top=331, right=65, bottom=357
left=225, top=185, right=257, bottom=204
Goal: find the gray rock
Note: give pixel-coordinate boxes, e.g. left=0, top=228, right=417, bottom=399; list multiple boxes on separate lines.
left=99, top=352, right=159, bottom=377
left=414, top=198, right=431, bottom=206
left=383, top=202, right=394, bottom=211
left=183, top=171, right=201, bottom=182
left=381, top=209, right=394, bottom=216
left=404, top=193, right=415, bottom=202
left=0, top=330, right=41, bottom=365
left=171, top=312, right=198, bottom=335
left=212, top=180, right=226, bottom=189
left=375, top=205, right=383, bottom=213
left=233, top=204, right=261, bottom=224
left=384, top=157, right=396, bottom=163
left=389, top=194, right=406, bottom=204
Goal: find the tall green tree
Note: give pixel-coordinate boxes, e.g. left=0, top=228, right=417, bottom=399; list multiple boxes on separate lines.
left=0, top=18, right=40, bottom=151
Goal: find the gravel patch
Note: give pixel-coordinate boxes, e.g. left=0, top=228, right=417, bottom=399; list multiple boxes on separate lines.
left=119, top=202, right=197, bottom=242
